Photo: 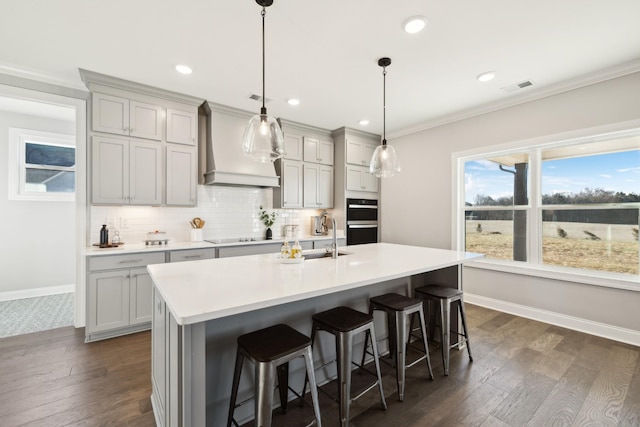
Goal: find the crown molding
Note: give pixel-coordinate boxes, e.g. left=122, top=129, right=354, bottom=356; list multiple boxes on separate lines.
left=390, top=59, right=640, bottom=140
left=0, top=62, right=87, bottom=92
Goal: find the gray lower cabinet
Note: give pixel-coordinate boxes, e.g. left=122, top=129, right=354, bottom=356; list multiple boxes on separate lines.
left=86, top=252, right=165, bottom=342
left=167, top=247, right=217, bottom=262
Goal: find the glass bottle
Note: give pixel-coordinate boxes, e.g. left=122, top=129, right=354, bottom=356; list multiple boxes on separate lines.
left=280, top=241, right=290, bottom=258
left=100, top=225, right=108, bottom=245
left=112, top=230, right=121, bottom=245
left=291, top=241, right=302, bottom=259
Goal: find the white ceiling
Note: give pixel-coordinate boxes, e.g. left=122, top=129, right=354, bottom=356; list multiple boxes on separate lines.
left=1, top=0, right=639, bottom=136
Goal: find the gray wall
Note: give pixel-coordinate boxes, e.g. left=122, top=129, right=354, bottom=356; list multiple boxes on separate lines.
left=0, top=109, right=76, bottom=295
left=380, top=71, right=640, bottom=342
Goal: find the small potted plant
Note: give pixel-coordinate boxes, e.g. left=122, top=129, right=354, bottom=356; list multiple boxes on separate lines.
left=259, top=205, right=277, bottom=240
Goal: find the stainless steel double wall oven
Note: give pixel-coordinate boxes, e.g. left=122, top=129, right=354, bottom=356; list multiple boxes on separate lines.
left=346, top=198, right=378, bottom=245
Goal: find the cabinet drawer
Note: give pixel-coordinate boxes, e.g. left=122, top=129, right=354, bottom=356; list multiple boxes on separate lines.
left=89, top=252, right=165, bottom=271
left=168, top=248, right=217, bottom=262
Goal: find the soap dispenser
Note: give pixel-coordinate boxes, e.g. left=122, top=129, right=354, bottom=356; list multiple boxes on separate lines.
left=291, top=241, right=302, bottom=259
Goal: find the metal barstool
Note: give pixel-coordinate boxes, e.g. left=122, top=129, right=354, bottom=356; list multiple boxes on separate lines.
left=414, top=284, right=473, bottom=375
left=227, top=324, right=322, bottom=427
left=362, top=293, right=434, bottom=401
left=302, top=306, right=387, bottom=427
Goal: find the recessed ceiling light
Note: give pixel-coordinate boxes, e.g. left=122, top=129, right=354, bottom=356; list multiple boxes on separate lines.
left=477, top=71, right=496, bottom=82
left=287, top=98, right=300, bottom=106
left=175, top=64, right=193, bottom=75
left=358, top=119, right=370, bottom=126
left=403, top=16, right=427, bottom=34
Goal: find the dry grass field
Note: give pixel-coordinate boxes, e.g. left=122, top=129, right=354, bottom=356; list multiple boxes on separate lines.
left=466, top=220, right=639, bottom=275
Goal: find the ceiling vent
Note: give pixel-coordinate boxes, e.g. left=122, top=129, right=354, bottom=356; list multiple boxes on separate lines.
left=249, top=94, right=271, bottom=103
left=500, top=79, right=534, bottom=93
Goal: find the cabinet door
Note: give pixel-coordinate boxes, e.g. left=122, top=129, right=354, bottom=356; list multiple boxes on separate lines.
left=317, top=140, right=334, bottom=166
left=130, top=267, right=153, bottom=325
left=283, top=132, right=303, bottom=161
left=303, top=137, right=333, bottom=165
left=129, top=100, right=163, bottom=141
left=318, top=165, right=334, bottom=208
left=166, top=145, right=197, bottom=206
left=361, top=142, right=376, bottom=167
left=152, top=288, right=167, bottom=413
left=92, top=93, right=129, bottom=136
left=281, top=160, right=303, bottom=208
left=303, top=163, right=320, bottom=208
left=346, top=138, right=362, bottom=165
left=168, top=248, right=217, bottom=262
left=346, top=166, right=363, bottom=191
left=166, top=108, right=197, bottom=146
left=130, top=140, right=162, bottom=205
left=88, top=270, right=130, bottom=333
left=92, top=136, right=129, bottom=204
left=361, top=168, right=379, bottom=192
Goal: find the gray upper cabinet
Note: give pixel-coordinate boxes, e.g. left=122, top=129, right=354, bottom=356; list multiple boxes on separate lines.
left=274, top=159, right=303, bottom=208
left=346, top=136, right=377, bottom=167
left=303, top=137, right=334, bottom=165
left=304, top=163, right=334, bottom=208
left=166, top=108, right=197, bottom=146
left=165, top=145, right=197, bottom=206
left=92, top=136, right=162, bottom=205
left=93, top=92, right=163, bottom=141
left=283, top=131, right=303, bottom=161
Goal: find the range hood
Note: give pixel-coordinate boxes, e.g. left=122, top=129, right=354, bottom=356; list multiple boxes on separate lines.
left=201, top=102, right=280, bottom=187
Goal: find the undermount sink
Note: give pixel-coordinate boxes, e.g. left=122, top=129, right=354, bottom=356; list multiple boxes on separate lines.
left=304, top=250, right=351, bottom=259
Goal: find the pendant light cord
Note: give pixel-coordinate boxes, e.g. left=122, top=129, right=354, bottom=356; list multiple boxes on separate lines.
left=261, top=6, right=267, bottom=114
left=382, top=65, right=387, bottom=146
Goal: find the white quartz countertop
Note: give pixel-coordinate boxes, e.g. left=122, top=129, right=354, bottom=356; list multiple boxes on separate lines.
left=147, top=243, right=483, bottom=326
left=84, top=232, right=344, bottom=256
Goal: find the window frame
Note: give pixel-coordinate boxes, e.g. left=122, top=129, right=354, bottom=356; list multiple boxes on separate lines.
left=8, top=127, right=76, bottom=202
left=452, top=121, right=640, bottom=291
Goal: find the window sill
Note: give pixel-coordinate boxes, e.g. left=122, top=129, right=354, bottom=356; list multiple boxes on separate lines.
left=465, top=259, right=640, bottom=292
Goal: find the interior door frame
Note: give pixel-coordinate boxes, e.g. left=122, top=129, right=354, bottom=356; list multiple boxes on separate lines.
left=0, top=79, right=88, bottom=327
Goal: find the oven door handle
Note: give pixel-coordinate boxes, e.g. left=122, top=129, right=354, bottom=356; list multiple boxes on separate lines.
left=348, top=224, right=378, bottom=229
left=348, top=204, right=378, bottom=209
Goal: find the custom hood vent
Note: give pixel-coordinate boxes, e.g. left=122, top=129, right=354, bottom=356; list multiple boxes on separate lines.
left=201, top=102, right=280, bottom=187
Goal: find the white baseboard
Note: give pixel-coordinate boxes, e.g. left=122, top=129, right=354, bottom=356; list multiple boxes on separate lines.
left=465, top=293, right=640, bottom=348
left=0, top=284, right=75, bottom=302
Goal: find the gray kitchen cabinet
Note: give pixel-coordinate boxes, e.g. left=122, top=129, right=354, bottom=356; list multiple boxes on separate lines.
left=346, top=136, right=377, bottom=167
left=92, top=136, right=162, bottom=205
left=166, top=108, right=197, bottom=146
left=303, top=163, right=334, bottom=208
left=167, top=247, right=217, bottom=262
left=86, top=251, right=165, bottom=342
left=346, top=165, right=379, bottom=193
left=274, top=159, right=303, bottom=208
left=303, top=137, right=334, bottom=166
left=165, top=145, right=197, bottom=206
left=283, top=131, right=303, bottom=161
left=92, top=92, right=163, bottom=141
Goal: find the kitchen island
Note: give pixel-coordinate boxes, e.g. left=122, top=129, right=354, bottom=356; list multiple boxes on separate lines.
left=147, top=243, right=482, bottom=427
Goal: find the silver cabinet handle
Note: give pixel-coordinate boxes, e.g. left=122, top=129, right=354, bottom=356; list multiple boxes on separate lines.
left=119, top=259, right=143, bottom=264
left=184, top=255, right=202, bottom=259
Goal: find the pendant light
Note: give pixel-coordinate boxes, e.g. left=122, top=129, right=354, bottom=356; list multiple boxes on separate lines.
left=242, top=0, right=284, bottom=163
left=369, top=57, right=401, bottom=177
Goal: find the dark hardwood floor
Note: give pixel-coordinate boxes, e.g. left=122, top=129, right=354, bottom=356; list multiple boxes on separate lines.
left=1, top=304, right=639, bottom=426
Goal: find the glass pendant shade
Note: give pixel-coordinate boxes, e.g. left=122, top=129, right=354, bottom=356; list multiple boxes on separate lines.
left=242, top=112, right=284, bottom=162
left=369, top=143, right=401, bottom=177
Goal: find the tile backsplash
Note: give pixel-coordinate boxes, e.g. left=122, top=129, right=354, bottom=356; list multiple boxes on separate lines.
left=90, top=185, right=325, bottom=244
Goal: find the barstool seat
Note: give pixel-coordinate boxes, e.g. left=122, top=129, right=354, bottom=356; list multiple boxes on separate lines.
left=363, top=293, right=434, bottom=401
left=227, top=324, right=322, bottom=427
left=303, top=306, right=387, bottom=427
left=414, top=284, right=473, bottom=376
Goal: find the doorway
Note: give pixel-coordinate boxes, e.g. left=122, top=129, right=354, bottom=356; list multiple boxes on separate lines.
left=0, top=84, right=87, bottom=336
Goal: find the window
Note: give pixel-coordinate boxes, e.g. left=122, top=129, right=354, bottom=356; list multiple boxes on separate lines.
left=8, top=128, right=76, bottom=201
left=456, top=126, right=640, bottom=282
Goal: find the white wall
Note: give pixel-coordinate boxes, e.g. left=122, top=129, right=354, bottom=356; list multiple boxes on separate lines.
left=0, top=109, right=75, bottom=295
left=381, top=71, right=640, bottom=343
